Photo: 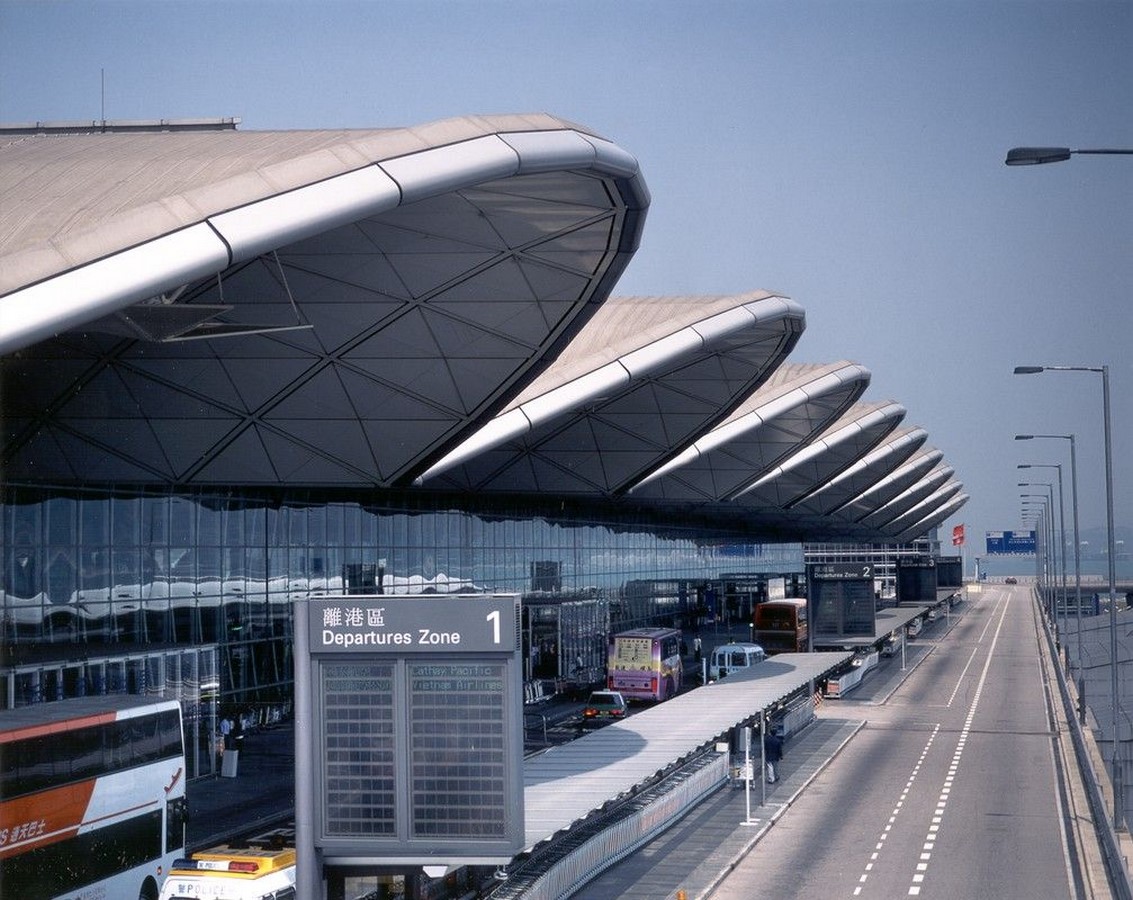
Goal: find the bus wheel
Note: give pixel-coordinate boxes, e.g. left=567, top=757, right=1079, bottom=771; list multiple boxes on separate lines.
left=138, top=876, right=159, bottom=900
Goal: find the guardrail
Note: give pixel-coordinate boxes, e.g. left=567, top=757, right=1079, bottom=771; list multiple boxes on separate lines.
left=1037, top=588, right=1133, bottom=899
left=489, top=751, right=728, bottom=900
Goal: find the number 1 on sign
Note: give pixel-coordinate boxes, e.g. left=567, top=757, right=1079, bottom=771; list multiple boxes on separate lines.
left=486, top=609, right=500, bottom=644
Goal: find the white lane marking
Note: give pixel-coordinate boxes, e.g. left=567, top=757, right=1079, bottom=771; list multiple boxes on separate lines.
left=906, top=589, right=1011, bottom=895
left=945, top=591, right=1008, bottom=708
left=852, top=722, right=941, bottom=896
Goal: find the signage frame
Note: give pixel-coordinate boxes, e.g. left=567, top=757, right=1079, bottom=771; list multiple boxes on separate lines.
left=295, top=593, right=524, bottom=880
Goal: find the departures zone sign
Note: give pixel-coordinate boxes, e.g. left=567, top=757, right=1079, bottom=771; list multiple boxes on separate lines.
left=311, top=595, right=518, bottom=653
left=807, top=563, right=876, bottom=641
left=301, top=594, right=524, bottom=865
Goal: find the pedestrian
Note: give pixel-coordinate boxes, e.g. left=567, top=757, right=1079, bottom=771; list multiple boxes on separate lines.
left=764, top=729, right=783, bottom=783
left=220, top=714, right=233, bottom=750
left=693, top=635, right=702, bottom=663
left=232, top=713, right=245, bottom=756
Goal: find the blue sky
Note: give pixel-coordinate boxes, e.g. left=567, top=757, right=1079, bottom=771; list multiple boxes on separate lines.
left=2, top=0, right=1130, bottom=554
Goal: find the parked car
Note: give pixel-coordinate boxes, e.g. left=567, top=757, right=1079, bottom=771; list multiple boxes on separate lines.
left=1005, top=577, right=1018, bottom=585
left=581, top=690, right=628, bottom=727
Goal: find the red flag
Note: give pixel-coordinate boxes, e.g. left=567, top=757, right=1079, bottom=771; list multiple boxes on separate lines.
left=952, top=523, right=965, bottom=546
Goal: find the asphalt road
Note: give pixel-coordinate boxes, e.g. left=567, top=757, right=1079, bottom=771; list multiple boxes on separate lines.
left=712, top=584, right=1078, bottom=899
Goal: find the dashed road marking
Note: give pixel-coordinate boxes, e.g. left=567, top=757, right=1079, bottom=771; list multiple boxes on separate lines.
left=906, top=590, right=1011, bottom=896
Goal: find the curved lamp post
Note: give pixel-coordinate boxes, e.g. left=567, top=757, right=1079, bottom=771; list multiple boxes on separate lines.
left=1015, top=363, right=1121, bottom=828
left=1005, top=147, right=1133, bottom=165
left=1009, top=143, right=1126, bottom=826
left=1018, top=434, right=1085, bottom=722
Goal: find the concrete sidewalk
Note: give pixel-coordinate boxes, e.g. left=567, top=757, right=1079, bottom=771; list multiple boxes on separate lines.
left=579, top=714, right=865, bottom=900
left=186, top=722, right=296, bottom=847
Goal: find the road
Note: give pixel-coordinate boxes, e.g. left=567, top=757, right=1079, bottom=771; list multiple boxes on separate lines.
left=713, top=584, right=1081, bottom=899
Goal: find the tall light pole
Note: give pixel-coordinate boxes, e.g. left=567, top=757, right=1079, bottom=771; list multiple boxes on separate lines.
left=1015, top=363, right=1121, bottom=828
left=1008, top=140, right=1127, bottom=825
left=1018, top=434, right=1085, bottom=722
left=1021, top=463, right=1068, bottom=662
left=1021, top=484, right=1056, bottom=624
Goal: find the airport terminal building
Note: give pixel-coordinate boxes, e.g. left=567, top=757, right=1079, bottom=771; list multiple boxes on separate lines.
left=0, top=115, right=965, bottom=777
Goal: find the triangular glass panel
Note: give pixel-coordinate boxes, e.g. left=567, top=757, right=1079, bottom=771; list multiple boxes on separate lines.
left=127, top=358, right=246, bottom=410
left=362, top=417, right=456, bottom=481
left=191, top=427, right=277, bottom=484
left=264, top=366, right=357, bottom=419
left=156, top=420, right=246, bottom=480
left=260, top=421, right=378, bottom=483
left=219, top=358, right=321, bottom=413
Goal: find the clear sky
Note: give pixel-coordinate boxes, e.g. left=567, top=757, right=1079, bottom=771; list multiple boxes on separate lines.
left=1, top=0, right=1130, bottom=556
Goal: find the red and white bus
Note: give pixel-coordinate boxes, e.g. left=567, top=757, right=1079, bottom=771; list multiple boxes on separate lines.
left=607, top=627, right=683, bottom=701
left=0, top=695, right=188, bottom=900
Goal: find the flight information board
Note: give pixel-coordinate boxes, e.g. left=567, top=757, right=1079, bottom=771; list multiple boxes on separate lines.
left=321, top=662, right=396, bottom=837
left=808, top=563, right=876, bottom=641
left=296, top=594, right=524, bottom=867
left=897, top=559, right=937, bottom=603
left=409, top=662, right=507, bottom=839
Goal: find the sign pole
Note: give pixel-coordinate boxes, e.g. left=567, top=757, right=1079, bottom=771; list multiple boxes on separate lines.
left=293, top=596, right=324, bottom=900
left=743, top=725, right=752, bottom=825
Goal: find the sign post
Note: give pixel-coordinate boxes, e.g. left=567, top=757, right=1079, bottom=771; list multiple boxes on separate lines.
left=295, top=594, right=524, bottom=899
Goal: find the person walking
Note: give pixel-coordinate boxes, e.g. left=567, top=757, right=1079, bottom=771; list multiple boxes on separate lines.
left=693, top=635, right=702, bottom=663
left=764, top=729, right=783, bottom=783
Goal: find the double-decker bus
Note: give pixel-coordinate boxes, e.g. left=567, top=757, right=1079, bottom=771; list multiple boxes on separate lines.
left=0, top=695, right=188, bottom=900
left=753, top=597, right=809, bottom=652
left=607, top=627, right=683, bottom=701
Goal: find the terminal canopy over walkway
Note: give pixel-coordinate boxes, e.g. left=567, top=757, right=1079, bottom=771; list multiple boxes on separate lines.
left=523, top=651, right=850, bottom=849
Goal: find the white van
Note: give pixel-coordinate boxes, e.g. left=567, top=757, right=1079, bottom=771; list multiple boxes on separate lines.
left=708, top=642, right=766, bottom=680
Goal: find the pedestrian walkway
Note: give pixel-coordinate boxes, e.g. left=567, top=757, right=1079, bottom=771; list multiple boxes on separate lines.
left=579, top=714, right=865, bottom=900
left=186, top=722, right=296, bottom=847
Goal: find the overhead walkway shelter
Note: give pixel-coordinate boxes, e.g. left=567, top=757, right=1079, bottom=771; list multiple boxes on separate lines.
left=522, top=651, right=850, bottom=849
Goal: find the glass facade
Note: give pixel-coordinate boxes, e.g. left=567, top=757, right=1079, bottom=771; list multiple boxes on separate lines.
left=2, top=487, right=803, bottom=719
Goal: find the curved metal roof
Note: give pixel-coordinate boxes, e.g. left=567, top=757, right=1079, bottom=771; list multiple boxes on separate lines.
left=629, top=361, right=869, bottom=501
left=889, top=493, right=970, bottom=543
left=861, top=464, right=955, bottom=530
left=881, top=482, right=964, bottom=538
left=0, top=115, right=649, bottom=486
left=733, top=400, right=906, bottom=508
left=836, top=446, right=944, bottom=524
left=415, top=292, right=804, bottom=494
left=792, top=425, right=928, bottom=517
left=0, top=113, right=967, bottom=542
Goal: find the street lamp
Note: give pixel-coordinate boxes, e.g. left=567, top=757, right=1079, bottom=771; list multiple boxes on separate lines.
left=1016, top=364, right=1121, bottom=827
left=1020, top=501, right=1051, bottom=599
left=1005, top=147, right=1133, bottom=165
left=1018, top=433, right=1085, bottom=722
left=1020, top=484, right=1056, bottom=614
left=1020, top=463, right=1068, bottom=659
